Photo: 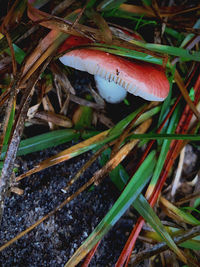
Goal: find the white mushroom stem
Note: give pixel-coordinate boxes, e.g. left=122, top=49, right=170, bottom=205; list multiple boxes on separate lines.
left=94, top=75, right=127, bottom=103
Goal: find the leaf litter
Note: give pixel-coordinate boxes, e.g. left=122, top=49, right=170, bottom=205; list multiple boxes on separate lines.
left=0, top=0, right=200, bottom=266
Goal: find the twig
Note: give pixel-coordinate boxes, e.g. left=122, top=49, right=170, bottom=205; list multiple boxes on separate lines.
left=130, top=225, right=200, bottom=266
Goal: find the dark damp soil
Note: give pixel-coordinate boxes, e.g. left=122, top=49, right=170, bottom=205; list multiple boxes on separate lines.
left=0, top=142, right=140, bottom=267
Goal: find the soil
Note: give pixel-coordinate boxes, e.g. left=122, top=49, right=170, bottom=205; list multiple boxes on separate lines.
left=0, top=142, right=139, bottom=267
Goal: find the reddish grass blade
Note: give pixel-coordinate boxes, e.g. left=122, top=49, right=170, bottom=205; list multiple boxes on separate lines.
left=116, top=73, right=200, bottom=266
left=81, top=241, right=100, bottom=267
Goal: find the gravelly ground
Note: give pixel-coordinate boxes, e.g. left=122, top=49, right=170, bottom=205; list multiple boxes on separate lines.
left=0, top=142, right=137, bottom=267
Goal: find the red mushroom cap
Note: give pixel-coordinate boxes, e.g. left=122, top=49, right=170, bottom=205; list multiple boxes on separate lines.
left=59, top=48, right=169, bottom=101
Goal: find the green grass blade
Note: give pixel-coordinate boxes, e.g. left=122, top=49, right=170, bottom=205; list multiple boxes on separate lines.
left=135, top=105, right=180, bottom=198
left=1, top=129, right=80, bottom=159
left=3, top=104, right=16, bottom=145
left=5, top=44, right=26, bottom=64
left=128, top=133, right=199, bottom=141
left=164, top=27, right=184, bottom=44
left=129, top=40, right=200, bottom=62
left=158, top=65, right=175, bottom=127
left=180, top=237, right=200, bottom=250
left=88, top=43, right=165, bottom=65
left=99, top=147, right=129, bottom=191
left=164, top=200, right=200, bottom=226
left=134, top=195, right=186, bottom=261
left=97, top=0, right=126, bottom=11
left=64, top=150, right=156, bottom=267
left=108, top=104, right=146, bottom=137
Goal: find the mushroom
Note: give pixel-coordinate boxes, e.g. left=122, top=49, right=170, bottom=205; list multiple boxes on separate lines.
left=59, top=37, right=169, bottom=103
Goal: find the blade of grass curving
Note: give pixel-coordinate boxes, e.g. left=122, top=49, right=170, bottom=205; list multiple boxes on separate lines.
left=160, top=197, right=200, bottom=226
left=87, top=43, right=165, bottom=65
left=134, top=105, right=161, bottom=127
left=64, top=150, right=156, bottom=267
left=179, top=19, right=200, bottom=48
left=129, top=39, right=200, bottom=62
left=133, top=194, right=187, bottom=263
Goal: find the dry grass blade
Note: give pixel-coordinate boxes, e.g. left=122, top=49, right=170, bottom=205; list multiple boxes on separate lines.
left=94, top=119, right=152, bottom=185
left=16, top=130, right=110, bottom=181
left=174, top=70, right=200, bottom=120
left=159, top=196, right=200, bottom=225
left=34, top=111, right=72, bottom=128
left=21, top=29, right=60, bottom=81
left=21, top=8, right=83, bottom=84
left=62, top=144, right=109, bottom=192
left=42, top=95, right=56, bottom=130
left=176, top=191, right=200, bottom=206
left=89, top=10, right=113, bottom=43
left=27, top=4, right=101, bottom=40
left=70, top=94, right=104, bottom=110
left=119, top=4, right=155, bottom=17
left=50, top=62, right=75, bottom=95
left=0, top=56, right=52, bottom=222
left=0, top=0, right=27, bottom=32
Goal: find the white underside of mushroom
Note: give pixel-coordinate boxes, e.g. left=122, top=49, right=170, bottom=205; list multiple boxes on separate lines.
left=94, top=75, right=127, bottom=104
